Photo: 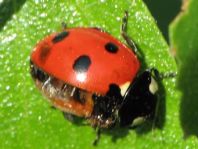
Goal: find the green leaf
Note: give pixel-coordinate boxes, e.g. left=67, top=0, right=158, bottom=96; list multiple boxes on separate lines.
left=0, top=0, right=182, bottom=148
left=169, top=0, right=198, bottom=141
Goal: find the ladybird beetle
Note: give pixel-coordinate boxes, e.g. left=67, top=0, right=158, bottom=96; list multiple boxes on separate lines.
left=30, top=11, right=159, bottom=144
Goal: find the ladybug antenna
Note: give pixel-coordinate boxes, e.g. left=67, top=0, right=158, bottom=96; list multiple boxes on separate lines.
left=150, top=68, right=177, bottom=80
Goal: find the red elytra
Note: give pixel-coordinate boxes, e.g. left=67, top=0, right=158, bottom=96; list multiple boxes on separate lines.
left=31, top=28, right=140, bottom=95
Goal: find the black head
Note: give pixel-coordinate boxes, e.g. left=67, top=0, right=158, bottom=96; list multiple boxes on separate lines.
left=118, top=70, right=158, bottom=127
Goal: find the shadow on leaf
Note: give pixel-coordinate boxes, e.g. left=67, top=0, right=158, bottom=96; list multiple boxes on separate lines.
left=143, top=0, right=181, bottom=42
left=178, top=51, right=198, bottom=137
left=170, top=0, right=198, bottom=139
left=0, top=0, right=26, bottom=31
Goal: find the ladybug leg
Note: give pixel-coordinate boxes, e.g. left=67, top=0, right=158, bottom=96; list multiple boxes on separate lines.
left=147, top=68, right=161, bottom=130
left=148, top=68, right=176, bottom=130
left=50, top=106, right=56, bottom=109
left=121, top=11, right=141, bottom=57
left=63, top=112, right=75, bottom=122
left=62, top=112, right=86, bottom=125
left=93, top=127, right=101, bottom=146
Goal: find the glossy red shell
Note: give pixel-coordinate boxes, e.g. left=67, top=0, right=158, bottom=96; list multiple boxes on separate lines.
left=31, top=28, right=140, bottom=94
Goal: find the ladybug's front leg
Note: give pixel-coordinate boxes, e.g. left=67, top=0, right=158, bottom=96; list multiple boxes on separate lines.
left=121, top=11, right=142, bottom=57
left=62, top=112, right=86, bottom=126
left=93, top=127, right=101, bottom=146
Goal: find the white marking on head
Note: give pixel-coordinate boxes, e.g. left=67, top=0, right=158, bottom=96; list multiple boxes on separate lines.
left=120, top=82, right=130, bottom=96
left=149, top=77, right=158, bottom=94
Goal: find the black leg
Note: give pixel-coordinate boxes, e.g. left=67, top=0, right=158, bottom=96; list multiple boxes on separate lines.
left=93, top=128, right=101, bottom=146
left=148, top=68, right=176, bottom=130
left=50, top=105, right=56, bottom=110
left=63, top=112, right=75, bottom=122
left=121, top=11, right=140, bottom=57
left=62, top=112, right=85, bottom=125
left=146, top=69, right=160, bottom=130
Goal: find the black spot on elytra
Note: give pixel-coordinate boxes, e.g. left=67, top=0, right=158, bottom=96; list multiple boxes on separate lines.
left=73, top=55, right=91, bottom=73
left=39, top=44, right=51, bottom=62
left=105, top=42, right=118, bottom=53
left=52, top=31, right=69, bottom=43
